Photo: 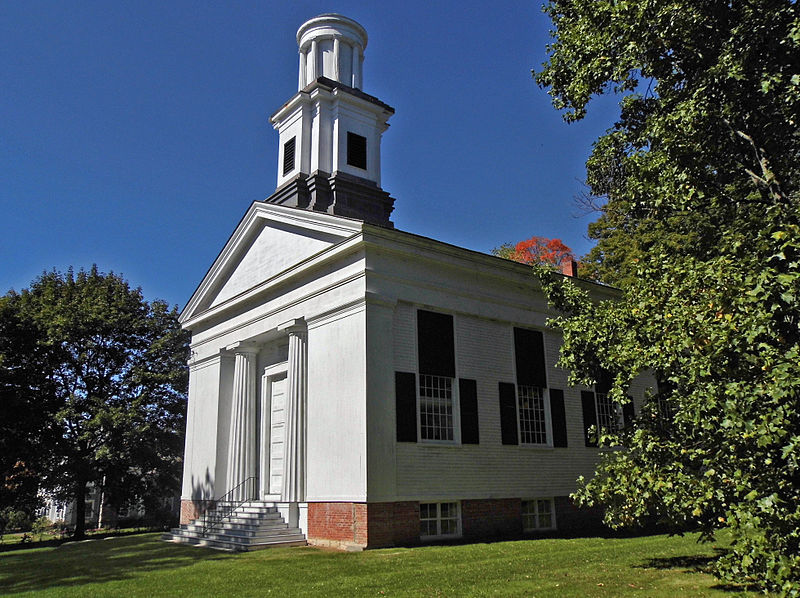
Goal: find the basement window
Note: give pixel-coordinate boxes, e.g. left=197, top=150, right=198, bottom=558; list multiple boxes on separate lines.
left=522, top=498, right=555, bottom=531
left=420, top=502, right=461, bottom=539
left=346, top=132, right=367, bottom=170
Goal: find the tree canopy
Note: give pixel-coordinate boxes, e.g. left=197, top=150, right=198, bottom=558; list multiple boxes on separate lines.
left=492, top=236, right=575, bottom=267
left=535, top=0, right=800, bottom=593
left=0, top=267, right=189, bottom=537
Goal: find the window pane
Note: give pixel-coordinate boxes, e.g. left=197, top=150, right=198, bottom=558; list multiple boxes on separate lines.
left=420, top=519, right=436, bottom=536
left=420, top=375, right=454, bottom=441
left=596, top=393, right=621, bottom=431
left=537, top=499, right=552, bottom=528
left=440, top=518, right=457, bottom=535
left=439, top=502, right=455, bottom=518
left=518, top=385, right=547, bottom=444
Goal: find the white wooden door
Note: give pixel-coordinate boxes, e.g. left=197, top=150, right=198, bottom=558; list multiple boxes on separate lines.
left=268, top=376, right=287, bottom=495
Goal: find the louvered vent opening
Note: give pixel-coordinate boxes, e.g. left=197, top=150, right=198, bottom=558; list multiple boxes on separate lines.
left=283, top=137, right=296, bottom=176
left=346, top=132, right=367, bottom=170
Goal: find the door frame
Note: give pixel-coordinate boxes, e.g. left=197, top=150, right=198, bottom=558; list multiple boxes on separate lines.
left=260, top=361, right=288, bottom=501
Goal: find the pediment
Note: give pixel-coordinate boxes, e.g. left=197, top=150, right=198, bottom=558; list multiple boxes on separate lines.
left=181, top=203, right=363, bottom=323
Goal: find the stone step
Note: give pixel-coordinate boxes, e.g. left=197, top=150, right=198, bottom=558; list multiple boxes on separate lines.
left=203, top=531, right=306, bottom=545
left=213, top=502, right=276, bottom=513
left=179, top=525, right=298, bottom=541
left=162, top=501, right=306, bottom=552
left=183, top=520, right=289, bottom=535
left=184, top=512, right=284, bottom=529
left=162, top=531, right=306, bottom=552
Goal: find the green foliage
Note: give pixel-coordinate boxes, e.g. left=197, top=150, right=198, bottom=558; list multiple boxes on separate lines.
left=535, top=0, right=800, bottom=594
left=490, top=242, right=517, bottom=261
left=30, top=517, right=51, bottom=541
left=1, top=266, right=190, bottom=539
left=0, top=509, right=33, bottom=534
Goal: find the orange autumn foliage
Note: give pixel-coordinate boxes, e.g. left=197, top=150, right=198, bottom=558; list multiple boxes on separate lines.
left=510, top=236, right=574, bottom=267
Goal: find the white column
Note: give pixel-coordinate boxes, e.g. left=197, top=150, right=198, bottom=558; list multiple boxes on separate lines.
left=333, top=37, right=341, bottom=82
left=353, top=47, right=363, bottom=89
left=298, top=49, right=307, bottom=89
left=226, top=345, right=258, bottom=502
left=259, top=371, right=270, bottom=499
left=278, top=319, right=307, bottom=503
left=309, top=40, right=318, bottom=81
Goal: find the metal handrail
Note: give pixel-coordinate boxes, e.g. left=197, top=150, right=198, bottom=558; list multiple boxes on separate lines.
left=201, top=477, right=257, bottom=537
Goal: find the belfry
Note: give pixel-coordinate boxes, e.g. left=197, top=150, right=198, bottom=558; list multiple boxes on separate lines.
left=266, top=14, right=395, bottom=227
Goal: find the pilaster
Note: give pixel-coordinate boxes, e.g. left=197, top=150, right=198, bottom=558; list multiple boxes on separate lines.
left=278, top=318, right=308, bottom=504
left=226, top=343, right=258, bottom=501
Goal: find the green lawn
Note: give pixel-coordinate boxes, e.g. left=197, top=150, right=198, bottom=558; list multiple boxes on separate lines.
left=0, top=531, right=760, bottom=597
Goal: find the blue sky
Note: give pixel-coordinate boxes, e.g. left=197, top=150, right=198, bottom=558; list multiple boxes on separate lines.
left=1, top=1, right=619, bottom=308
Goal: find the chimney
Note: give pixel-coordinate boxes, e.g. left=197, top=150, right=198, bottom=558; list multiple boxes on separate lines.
left=560, top=260, right=578, bottom=277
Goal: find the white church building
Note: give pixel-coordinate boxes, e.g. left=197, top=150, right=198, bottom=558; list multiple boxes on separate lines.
left=171, top=14, right=654, bottom=551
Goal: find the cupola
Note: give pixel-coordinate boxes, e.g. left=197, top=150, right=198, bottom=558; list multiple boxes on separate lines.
left=265, top=14, right=396, bottom=228
left=296, top=14, right=367, bottom=90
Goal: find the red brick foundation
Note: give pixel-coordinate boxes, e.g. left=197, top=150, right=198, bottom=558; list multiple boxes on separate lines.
left=363, top=501, right=420, bottom=547
left=461, top=498, right=522, bottom=540
left=180, top=499, right=214, bottom=525
left=553, top=495, right=604, bottom=533
left=307, top=501, right=420, bottom=549
left=301, top=496, right=604, bottom=549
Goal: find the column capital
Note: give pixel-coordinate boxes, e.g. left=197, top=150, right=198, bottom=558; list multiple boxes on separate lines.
left=278, top=318, right=307, bottom=335
left=225, top=341, right=260, bottom=355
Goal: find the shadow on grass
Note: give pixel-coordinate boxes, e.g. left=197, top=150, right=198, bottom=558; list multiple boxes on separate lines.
left=637, top=549, right=760, bottom=594
left=639, top=554, right=718, bottom=572
left=0, top=533, right=229, bottom=595
left=0, top=529, right=165, bottom=553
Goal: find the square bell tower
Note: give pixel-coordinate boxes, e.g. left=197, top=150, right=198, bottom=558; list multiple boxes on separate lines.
left=267, top=14, right=396, bottom=227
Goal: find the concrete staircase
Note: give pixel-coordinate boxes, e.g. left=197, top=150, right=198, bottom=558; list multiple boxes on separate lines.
left=162, top=502, right=306, bottom=552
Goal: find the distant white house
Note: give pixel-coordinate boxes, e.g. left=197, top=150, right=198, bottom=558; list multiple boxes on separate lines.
left=177, top=14, right=655, bottom=550
left=37, top=485, right=178, bottom=529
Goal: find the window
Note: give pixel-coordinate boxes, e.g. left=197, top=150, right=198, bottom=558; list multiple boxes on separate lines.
left=419, top=374, right=454, bottom=441
left=396, top=309, right=479, bottom=445
left=416, top=309, right=458, bottom=443
left=522, top=498, right=555, bottom=531
left=511, top=328, right=551, bottom=446
left=347, top=132, right=367, bottom=169
left=595, top=392, right=623, bottom=431
left=518, top=384, right=548, bottom=444
left=420, top=502, right=460, bottom=538
left=283, top=137, right=296, bottom=176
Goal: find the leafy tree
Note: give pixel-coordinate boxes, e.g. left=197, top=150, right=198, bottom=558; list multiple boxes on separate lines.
left=534, top=0, right=800, bottom=593
left=0, top=295, right=58, bottom=514
left=2, top=267, right=189, bottom=538
left=492, top=236, right=575, bottom=267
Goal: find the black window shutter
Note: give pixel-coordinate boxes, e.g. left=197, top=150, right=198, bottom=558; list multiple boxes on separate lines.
left=459, top=378, right=479, bottom=444
left=283, top=137, right=296, bottom=176
left=622, top=396, right=635, bottom=428
left=417, top=310, right=455, bottom=377
left=550, top=388, right=568, bottom=447
left=514, top=328, right=547, bottom=388
left=395, top=371, right=417, bottom=442
left=581, top=390, right=598, bottom=447
left=346, top=132, right=367, bottom=169
left=596, top=371, right=612, bottom=394
left=499, top=382, right=518, bottom=445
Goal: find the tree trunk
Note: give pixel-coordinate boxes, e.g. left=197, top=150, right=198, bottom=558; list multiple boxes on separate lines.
left=73, top=480, right=87, bottom=539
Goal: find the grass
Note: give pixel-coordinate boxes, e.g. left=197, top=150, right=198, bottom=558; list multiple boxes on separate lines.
left=0, top=531, right=762, bottom=597
left=0, top=526, right=164, bottom=547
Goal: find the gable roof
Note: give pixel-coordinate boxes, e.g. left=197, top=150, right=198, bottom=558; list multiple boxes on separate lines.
left=180, top=202, right=363, bottom=325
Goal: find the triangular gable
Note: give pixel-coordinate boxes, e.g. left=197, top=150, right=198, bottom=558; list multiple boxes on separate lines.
left=181, top=202, right=363, bottom=323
